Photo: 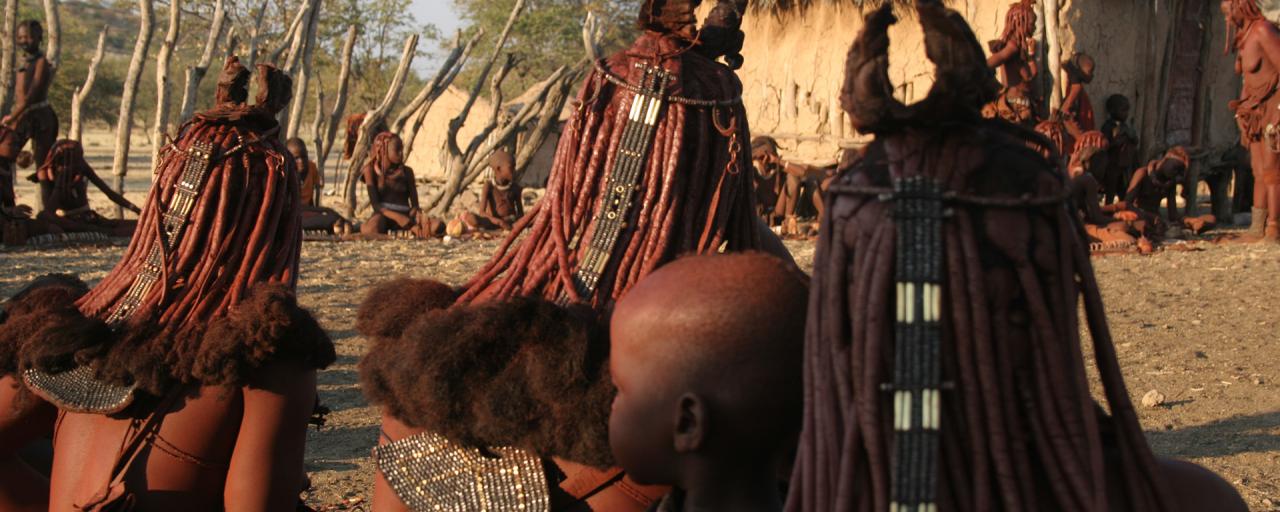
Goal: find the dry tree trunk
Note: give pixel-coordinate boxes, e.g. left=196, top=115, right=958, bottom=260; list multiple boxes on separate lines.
left=426, top=0, right=526, bottom=216
left=223, top=26, right=238, bottom=61
left=513, top=70, right=575, bottom=180
left=267, top=0, right=309, bottom=66
left=396, top=29, right=484, bottom=160
left=316, top=25, right=355, bottom=187
left=427, top=65, right=572, bottom=216
left=69, top=27, right=106, bottom=142
left=177, top=0, right=225, bottom=123
left=0, top=0, right=17, bottom=113
left=244, top=0, right=268, bottom=67
left=1043, top=0, right=1062, bottom=110
left=341, top=34, right=419, bottom=218
left=284, top=0, right=321, bottom=139
left=111, top=0, right=155, bottom=219
left=151, top=0, right=181, bottom=170
left=309, top=79, right=324, bottom=204
left=42, top=0, right=59, bottom=69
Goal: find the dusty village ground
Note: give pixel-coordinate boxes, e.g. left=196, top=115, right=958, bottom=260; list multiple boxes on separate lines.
left=1, top=136, right=1278, bottom=510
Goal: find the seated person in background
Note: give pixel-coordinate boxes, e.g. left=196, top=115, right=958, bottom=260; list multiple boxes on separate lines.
left=1101, top=93, right=1139, bottom=204
left=609, top=253, right=806, bottom=512
left=1068, top=144, right=1139, bottom=249
left=751, top=136, right=818, bottom=235
left=1105, top=146, right=1190, bottom=241
left=360, top=132, right=430, bottom=238
left=1033, top=117, right=1075, bottom=166
left=34, top=139, right=138, bottom=237
left=457, top=149, right=524, bottom=233
left=287, top=137, right=349, bottom=234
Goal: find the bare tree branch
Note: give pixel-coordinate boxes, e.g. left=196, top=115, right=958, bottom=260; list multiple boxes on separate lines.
left=151, top=0, right=182, bottom=168
left=424, top=0, right=526, bottom=216
left=267, top=0, right=309, bottom=65
left=111, top=0, right=155, bottom=218
left=42, top=0, right=60, bottom=69
left=283, top=0, right=321, bottom=139
left=177, top=0, right=225, bottom=123
left=244, top=0, right=267, bottom=67
left=400, top=29, right=484, bottom=160
left=391, top=30, right=480, bottom=135
left=309, top=76, right=324, bottom=204
left=69, top=26, right=106, bottom=142
left=341, top=34, right=419, bottom=217
left=316, top=25, right=356, bottom=190
left=0, top=0, right=18, bottom=113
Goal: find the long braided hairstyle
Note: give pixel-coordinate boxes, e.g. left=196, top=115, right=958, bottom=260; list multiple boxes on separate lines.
left=457, top=0, right=758, bottom=308
left=787, top=4, right=1174, bottom=511
left=999, top=0, right=1036, bottom=50
left=41, top=58, right=319, bottom=393
left=37, top=140, right=91, bottom=206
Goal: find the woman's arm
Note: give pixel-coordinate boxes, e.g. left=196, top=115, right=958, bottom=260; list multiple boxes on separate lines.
left=84, top=166, right=140, bottom=213
left=223, top=361, right=317, bottom=512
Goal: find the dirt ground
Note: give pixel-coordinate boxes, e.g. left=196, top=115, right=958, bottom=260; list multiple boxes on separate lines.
left=1, top=236, right=1276, bottom=510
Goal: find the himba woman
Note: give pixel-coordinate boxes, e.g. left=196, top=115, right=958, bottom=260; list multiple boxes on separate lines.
left=0, top=57, right=335, bottom=511
left=1224, top=0, right=1280, bottom=241
left=34, top=139, right=140, bottom=237
left=359, top=132, right=432, bottom=238
left=356, top=0, right=788, bottom=510
left=787, top=3, right=1245, bottom=511
left=984, top=0, right=1040, bottom=127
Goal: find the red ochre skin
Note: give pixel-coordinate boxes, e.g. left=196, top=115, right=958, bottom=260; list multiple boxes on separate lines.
left=1224, top=0, right=1280, bottom=241
left=0, top=59, right=335, bottom=511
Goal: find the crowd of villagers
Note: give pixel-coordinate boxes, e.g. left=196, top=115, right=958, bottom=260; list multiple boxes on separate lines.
left=0, top=0, right=1267, bottom=512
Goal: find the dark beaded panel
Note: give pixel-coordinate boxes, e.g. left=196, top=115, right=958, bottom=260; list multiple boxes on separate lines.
left=889, top=176, right=945, bottom=512
left=568, top=63, right=671, bottom=303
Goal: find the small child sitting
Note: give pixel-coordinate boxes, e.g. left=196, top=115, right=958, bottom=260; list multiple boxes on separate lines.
left=608, top=253, right=807, bottom=512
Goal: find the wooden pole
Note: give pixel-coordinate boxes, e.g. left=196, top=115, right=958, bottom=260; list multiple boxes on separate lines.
left=151, top=0, right=181, bottom=169
left=341, top=34, right=418, bottom=218
left=396, top=29, right=483, bottom=160
left=316, top=25, right=355, bottom=189
left=0, top=0, right=17, bottom=113
left=111, top=0, right=155, bottom=219
left=68, top=27, right=105, bottom=142
left=1043, top=0, right=1062, bottom=110
left=177, top=0, right=225, bottom=123
left=284, top=0, right=320, bottom=139
left=309, top=79, right=324, bottom=204
left=41, top=0, right=59, bottom=69
left=244, top=0, right=267, bottom=67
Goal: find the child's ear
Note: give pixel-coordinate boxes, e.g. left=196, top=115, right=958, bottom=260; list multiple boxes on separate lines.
left=672, top=393, right=707, bottom=454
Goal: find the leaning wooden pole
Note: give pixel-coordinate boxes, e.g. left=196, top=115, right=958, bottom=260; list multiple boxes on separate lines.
left=68, top=27, right=105, bottom=142
left=341, top=34, right=418, bottom=218
left=177, top=0, right=225, bottom=123
left=151, top=0, right=181, bottom=169
left=395, top=30, right=483, bottom=161
left=42, top=0, right=60, bottom=69
left=284, top=0, right=321, bottom=139
left=316, top=25, right=355, bottom=187
left=1043, top=0, right=1062, bottom=110
left=244, top=0, right=267, bottom=67
left=310, top=82, right=324, bottom=204
left=0, top=0, right=17, bottom=113
left=111, top=0, right=155, bottom=219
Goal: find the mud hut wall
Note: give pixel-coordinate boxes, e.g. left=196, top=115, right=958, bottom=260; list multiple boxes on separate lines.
left=404, top=87, right=493, bottom=181
left=733, top=0, right=1241, bottom=165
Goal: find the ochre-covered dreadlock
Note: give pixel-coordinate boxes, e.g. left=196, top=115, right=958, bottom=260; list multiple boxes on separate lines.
left=999, top=0, right=1036, bottom=50
left=787, top=3, right=1174, bottom=511
left=456, top=5, right=759, bottom=308
left=1, top=57, right=334, bottom=395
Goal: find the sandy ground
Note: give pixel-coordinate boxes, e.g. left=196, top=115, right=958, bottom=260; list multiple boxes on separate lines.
left=0, top=237, right=1276, bottom=510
